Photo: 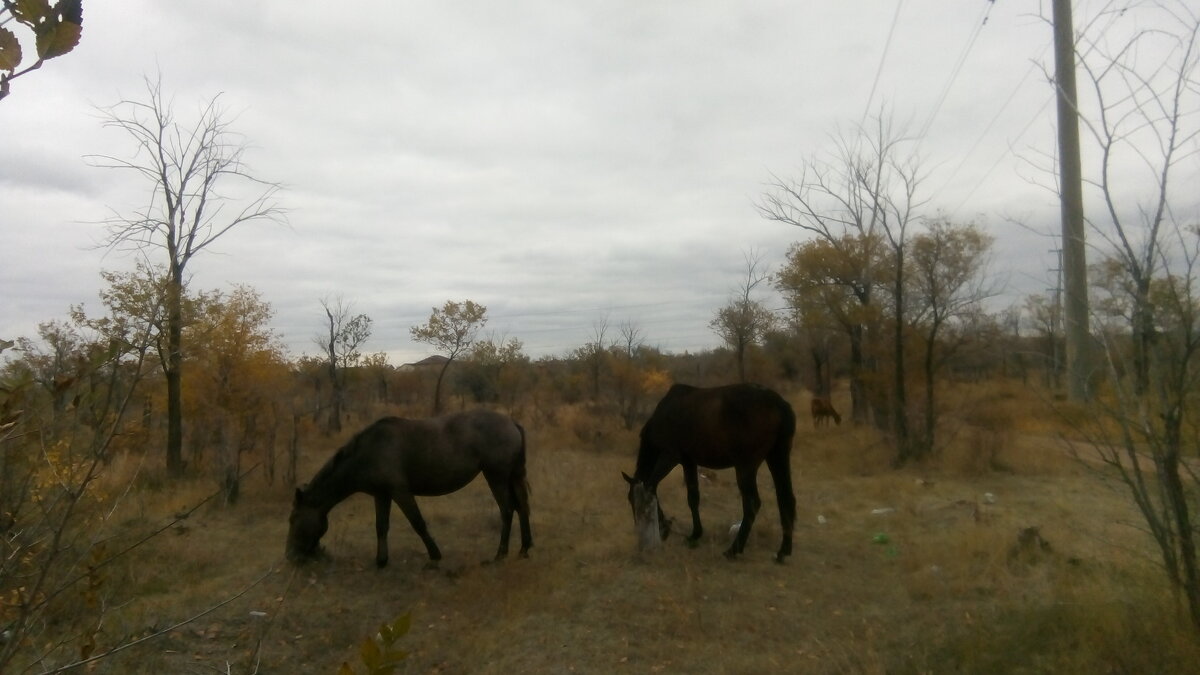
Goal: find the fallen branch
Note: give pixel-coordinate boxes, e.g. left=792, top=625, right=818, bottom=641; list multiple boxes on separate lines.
left=40, top=566, right=277, bottom=674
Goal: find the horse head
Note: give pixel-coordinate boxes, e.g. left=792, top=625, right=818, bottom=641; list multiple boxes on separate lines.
left=285, top=487, right=329, bottom=563
left=622, top=472, right=670, bottom=549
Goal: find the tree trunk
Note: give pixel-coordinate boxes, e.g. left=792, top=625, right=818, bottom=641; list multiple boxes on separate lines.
left=378, top=372, right=389, bottom=404
left=165, top=271, right=185, bottom=476
left=326, top=371, right=342, bottom=434
left=590, top=353, right=602, bottom=400
left=265, top=404, right=278, bottom=485
left=922, top=329, right=937, bottom=454
left=849, top=324, right=868, bottom=424
left=288, top=412, right=300, bottom=487
left=811, top=346, right=829, bottom=398
left=1161, top=406, right=1200, bottom=633
left=736, top=340, right=747, bottom=383
left=1133, top=279, right=1153, bottom=397
left=324, top=319, right=342, bottom=434
left=433, top=359, right=452, bottom=415
left=893, top=264, right=912, bottom=463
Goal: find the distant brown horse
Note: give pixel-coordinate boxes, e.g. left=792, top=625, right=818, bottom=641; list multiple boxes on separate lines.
left=810, top=397, right=841, bottom=427
left=623, top=383, right=797, bottom=562
left=286, top=410, right=532, bottom=567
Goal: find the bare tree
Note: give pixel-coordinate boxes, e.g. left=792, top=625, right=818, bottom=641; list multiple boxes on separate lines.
left=410, top=300, right=487, bottom=414
left=1075, top=0, right=1200, bottom=397
left=710, top=249, right=776, bottom=383
left=0, top=282, right=156, bottom=671
left=1055, top=1, right=1200, bottom=634
left=89, top=76, right=283, bottom=475
left=761, top=111, right=924, bottom=440
left=315, top=296, right=372, bottom=434
left=1087, top=239, right=1200, bottom=634
left=863, top=115, right=927, bottom=461
left=1024, top=292, right=1063, bottom=387
left=618, top=319, right=645, bottom=359
left=612, top=319, right=656, bottom=429
left=908, top=218, right=998, bottom=454
left=574, top=315, right=612, bottom=400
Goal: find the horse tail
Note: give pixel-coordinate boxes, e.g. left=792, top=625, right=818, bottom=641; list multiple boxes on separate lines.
left=769, top=392, right=798, bottom=504
left=775, top=392, right=797, bottom=458
left=510, top=420, right=534, bottom=555
left=769, top=392, right=797, bottom=561
left=512, top=421, right=531, bottom=502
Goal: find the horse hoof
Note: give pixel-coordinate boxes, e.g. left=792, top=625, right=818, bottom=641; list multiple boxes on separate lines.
left=723, top=549, right=740, bottom=561
left=423, top=559, right=440, bottom=571
left=376, top=559, right=389, bottom=569
left=518, top=549, right=530, bottom=559
left=686, top=537, right=701, bottom=549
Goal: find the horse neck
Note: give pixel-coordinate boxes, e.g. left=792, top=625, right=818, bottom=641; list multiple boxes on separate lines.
left=305, top=452, right=367, bottom=512
left=635, top=440, right=676, bottom=487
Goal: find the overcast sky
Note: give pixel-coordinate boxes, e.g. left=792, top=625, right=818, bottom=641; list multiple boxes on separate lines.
left=3, top=1, right=1186, bottom=364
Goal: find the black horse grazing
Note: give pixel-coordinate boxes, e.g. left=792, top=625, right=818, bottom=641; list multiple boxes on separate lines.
left=623, top=383, right=797, bottom=562
left=287, top=409, right=532, bottom=567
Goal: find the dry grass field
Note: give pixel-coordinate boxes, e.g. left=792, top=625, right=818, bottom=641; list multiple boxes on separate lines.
left=65, top=384, right=1200, bottom=673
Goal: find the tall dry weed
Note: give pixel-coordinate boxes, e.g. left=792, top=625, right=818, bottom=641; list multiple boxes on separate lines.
left=10, top=391, right=1200, bottom=673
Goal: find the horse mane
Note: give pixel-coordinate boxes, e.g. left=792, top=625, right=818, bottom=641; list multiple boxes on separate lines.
left=635, top=384, right=694, bottom=478
left=304, top=435, right=358, bottom=492
left=305, top=417, right=400, bottom=492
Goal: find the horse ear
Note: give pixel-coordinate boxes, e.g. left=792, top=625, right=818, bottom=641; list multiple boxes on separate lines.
left=622, top=472, right=635, bottom=485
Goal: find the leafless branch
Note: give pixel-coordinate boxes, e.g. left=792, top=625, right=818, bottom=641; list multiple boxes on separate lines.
left=39, top=567, right=278, bottom=674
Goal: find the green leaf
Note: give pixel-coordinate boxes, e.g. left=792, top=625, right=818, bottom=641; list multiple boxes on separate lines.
left=359, top=637, right=381, bottom=669
left=0, top=28, right=22, bottom=71
left=36, top=19, right=81, bottom=60
left=12, top=0, right=53, bottom=26
left=390, top=613, right=411, bottom=639
left=59, top=0, right=83, bottom=25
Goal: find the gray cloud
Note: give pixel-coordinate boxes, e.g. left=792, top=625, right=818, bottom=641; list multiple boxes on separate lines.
left=5, top=1, right=1179, bottom=365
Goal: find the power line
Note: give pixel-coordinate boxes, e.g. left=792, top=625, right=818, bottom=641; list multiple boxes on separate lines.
left=918, top=0, right=994, bottom=139
left=947, top=2, right=1131, bottom=216
left=861, top=0, right=906, bottom=124
left=950, top=92, right=1055, bottom=217
left=939, top=54, right=1045, bottom=198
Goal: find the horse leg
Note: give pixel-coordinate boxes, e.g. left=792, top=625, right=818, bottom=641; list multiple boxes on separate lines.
left=392, top=491, right=441, bottom=567
left=767, top=452, right=797, bottom=564
left=374, top=494, right=391, bottom=568
left=512, top=471, right=533, bottom=558
left=725, top=465, right=762, bottom=560
left=483, top=470, right=516, bottom=561
left=681, top=461, right=703, bottom=546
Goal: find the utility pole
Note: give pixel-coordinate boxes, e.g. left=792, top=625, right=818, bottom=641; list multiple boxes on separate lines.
left=1049, top=247, right=1063, bottom=389
left=1052, top=0, right=1091, bottom=402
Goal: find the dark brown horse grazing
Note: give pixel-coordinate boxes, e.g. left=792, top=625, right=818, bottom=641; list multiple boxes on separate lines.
left=623, top=383, right=797, bottom=562
left=810, top=397, right=841, bottom=427
left=286, top=410, right=532, bottom=567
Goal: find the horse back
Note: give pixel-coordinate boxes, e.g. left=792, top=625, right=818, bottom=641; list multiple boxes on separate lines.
left=353, top=411, right=522, bottom=497
left=642, top=383, right=794, bottom=469
left=408, top=410, right=524, bottom=495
